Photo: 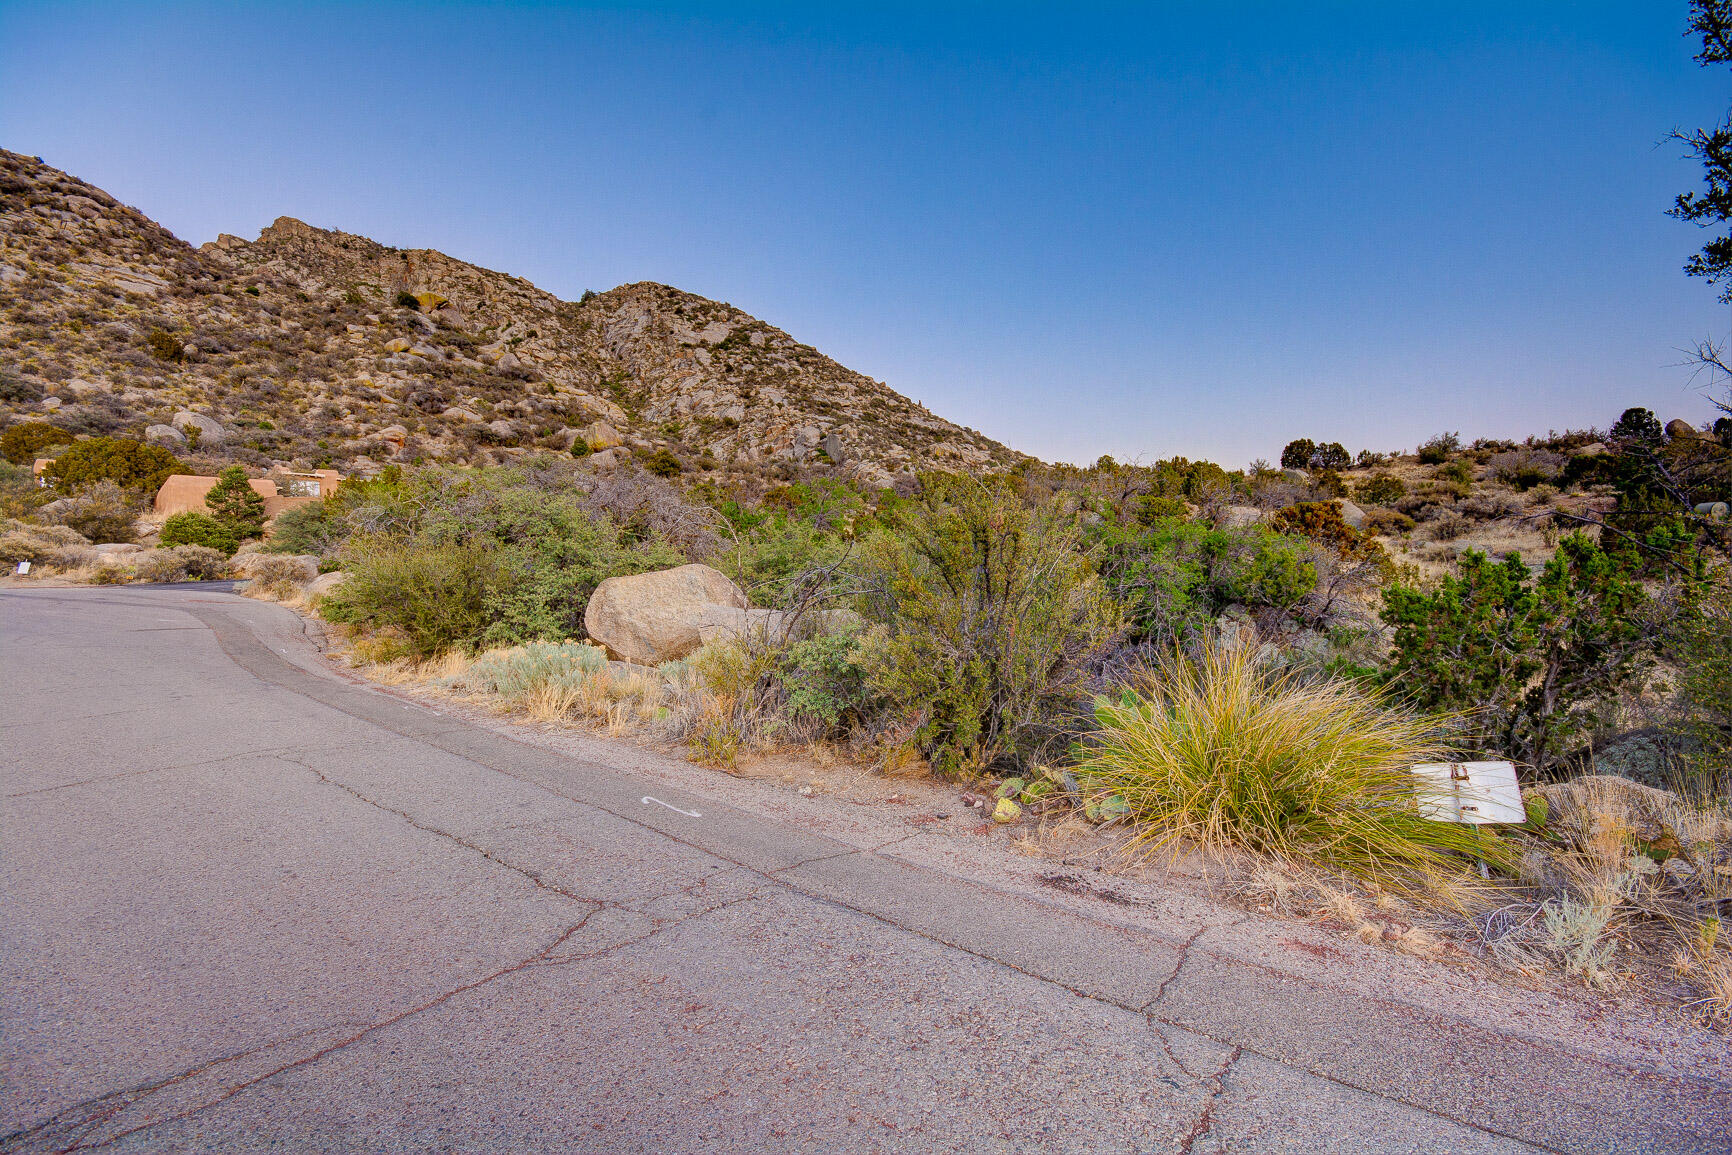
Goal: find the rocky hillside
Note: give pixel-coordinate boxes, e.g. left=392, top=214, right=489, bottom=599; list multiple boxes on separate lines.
left=0, top=150, right=1019, bottom=481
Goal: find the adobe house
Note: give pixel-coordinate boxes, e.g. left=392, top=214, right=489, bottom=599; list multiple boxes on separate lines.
left=153, top=469, right=341, bottom=520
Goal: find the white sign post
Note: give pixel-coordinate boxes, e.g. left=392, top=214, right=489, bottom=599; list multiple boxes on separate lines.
left=1412, top=761, right=1525, bottom=876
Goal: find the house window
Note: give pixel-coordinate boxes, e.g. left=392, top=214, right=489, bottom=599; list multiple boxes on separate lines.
left=285, top=478, right=321, bottom=497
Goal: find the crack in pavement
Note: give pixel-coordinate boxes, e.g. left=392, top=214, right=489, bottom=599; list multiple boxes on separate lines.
left=0, top=1024, right=345, bottom=1155
left=282, top=754, right=605, bottom=907
left=1176, top=1045, right=1243, bottom=1155
left=34, top=895, right=768, bottom=1155
left=6, top=744, right=352, bottom=799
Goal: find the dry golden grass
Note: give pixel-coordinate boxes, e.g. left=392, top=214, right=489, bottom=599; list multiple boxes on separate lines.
left=1080, top=641, right=1501, bottom=902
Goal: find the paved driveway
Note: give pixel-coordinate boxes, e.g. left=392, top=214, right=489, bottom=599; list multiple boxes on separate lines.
left=2, top=587, right=1727, bottom=1153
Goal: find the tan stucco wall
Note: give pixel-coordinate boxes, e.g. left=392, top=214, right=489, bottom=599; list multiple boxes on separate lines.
left=153, top=475, right=280, bottom=517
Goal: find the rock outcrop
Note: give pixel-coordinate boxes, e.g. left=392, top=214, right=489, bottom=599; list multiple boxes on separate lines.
left=0, top=150, right=1021, bottom=479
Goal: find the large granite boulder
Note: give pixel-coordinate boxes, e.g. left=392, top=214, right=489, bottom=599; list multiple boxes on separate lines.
left=584, top=563, right=747, bottom=665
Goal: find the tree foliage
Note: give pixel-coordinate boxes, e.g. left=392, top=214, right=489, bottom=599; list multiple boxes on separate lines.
left=1672, top=0, right=1732, bottom=300
left=205, top=466, right=267, bottom=539
left=1380, top=536, right=1659, bottom=772
left=1, top=422, right=72, bottom=465
left=42, top=437, right=183, bottom=494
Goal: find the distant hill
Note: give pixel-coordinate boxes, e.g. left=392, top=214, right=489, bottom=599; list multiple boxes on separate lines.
left=0, top=149, right=1021, bottom=481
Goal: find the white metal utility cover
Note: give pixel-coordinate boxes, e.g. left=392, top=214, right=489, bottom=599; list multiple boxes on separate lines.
left=1411, top=761, right=1524, bottom=824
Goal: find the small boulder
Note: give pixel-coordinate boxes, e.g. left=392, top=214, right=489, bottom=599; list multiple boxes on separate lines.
left=384, top=338, right=411, bottom=353
left=144, top=423, right=186, bottom=447
left=1666, top=419, right=1709, bottom=442
left=581, top=420, right=624, bottom=451
left=584, top=563, right=747, bottom=665
left=1336, top=499, right=1367, bottom=529
left=171, top=410, right=226, bottom=445
left=821, top=430, right=847, bottom=465
left=305, top=570, right=346, bottom=601
left=1527, top=775, right=1688, bottom=846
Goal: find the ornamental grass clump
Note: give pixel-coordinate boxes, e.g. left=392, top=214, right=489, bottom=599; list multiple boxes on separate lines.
left=1081, top=642, right=1505, bottom=894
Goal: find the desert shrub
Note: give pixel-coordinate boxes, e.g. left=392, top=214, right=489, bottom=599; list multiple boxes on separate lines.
left=173, top=544, right=229, bottom=580
left=0, top=461, right=48, bottom=519
left=89, top=560, right=133, bottom=585
left=721, top=515, right=846, bottom=606
left=1095, top=517, right=1316, bottom=646
left=0, top=375, right=44, bottom=404
left=1353, top=473, right=1407, bottom=506
left=133, top=549, right=190, bottom=583
left=0, top=519, right=92, bottom=567
left=395, top=291, right=421, bottom=310
left=322, top=539, right=498, bottom=659
left=861, top=475, right=1119, bottom=774
left=643, top=447, right=683, bottom=477
left=42, top=437, right=183, bottom=494
left=324, top=465, right=687, bottom=652
left=1269, top=501, right=1389, bottom=567
left=161, top=510, right=241, bottom=555
left=265, top=498, right=347, bottom=556
left=454, top=641, right=610, bottom=703
left=1417, top=431, right=1462, bottom=465
left=1, top=421, right=72, bottom=465
left=1488, top=448, right=1565, bottom=490
left=1381, top=537, right=1657, bottom=772
left=1080, top=642, right=1504, bottom=891
left=246, top=554, right=317, bottom=598
left=54, top=480, right=142, bottom=543
left=1310, top=442, right=1351, bottom=470
left=1361, top=509, right=1416, bottom=535
left=1609, top=406, right=1663, bottom=445
left=1667, top=574, right=1732, bottom=796
left=782, top=633, right=879, bottom=735
left=145, top=329, right=183, bottom=362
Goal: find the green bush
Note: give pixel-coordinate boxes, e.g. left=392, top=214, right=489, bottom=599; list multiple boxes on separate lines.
left=145, top=330, right=183, bottom=362
left=453, top=641, right=610, bottom=703
left=1353, top=473, right=1407, bottom=506
left=1381, top=536, right=1655, bottom=771
left=265, top=499, right=346, bottom=556
left=1081, top=642, right=1506, bottom=892
left=782, top=633, right=878, bottom=735
left=395, top=290, right=421, bottom=310
left=322, top=539, right=498, bottom=658
left=719, top=515, right=846, bottom=606
left=643, top=448, right=683, bottom=477
left=43, top=438, right=183, bottom=494
left=1417, top=431, right=1462, bottom=465
left=1095, top=517, right=1316, bottom=646
left=1280, top=439, right=1316, bottom=470
left=1, top=421, right=72, bottom=465
left=862, top=475, right=1119, bottom=774
left=160, top=511, right=240, bottom=555
left=1310, top=442, right=1351, bottom=470
left=1270, top=501, right=1389, bottom=569
left=320, top=465, right=688, bottom=654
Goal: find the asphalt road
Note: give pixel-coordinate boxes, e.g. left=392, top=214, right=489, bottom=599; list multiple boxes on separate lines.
left=2, top=587, right=1728, bottom=1153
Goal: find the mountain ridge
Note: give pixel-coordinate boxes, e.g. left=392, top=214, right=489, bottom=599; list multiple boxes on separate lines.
left=0, top=149, right=1021, bottom=481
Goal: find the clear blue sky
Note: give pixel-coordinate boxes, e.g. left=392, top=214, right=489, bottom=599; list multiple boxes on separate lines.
left=3, top=2, right=1728, bottom=466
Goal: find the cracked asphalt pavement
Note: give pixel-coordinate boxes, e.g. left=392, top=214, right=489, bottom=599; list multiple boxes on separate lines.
left=3, top=587, right=1729, bottom=1153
